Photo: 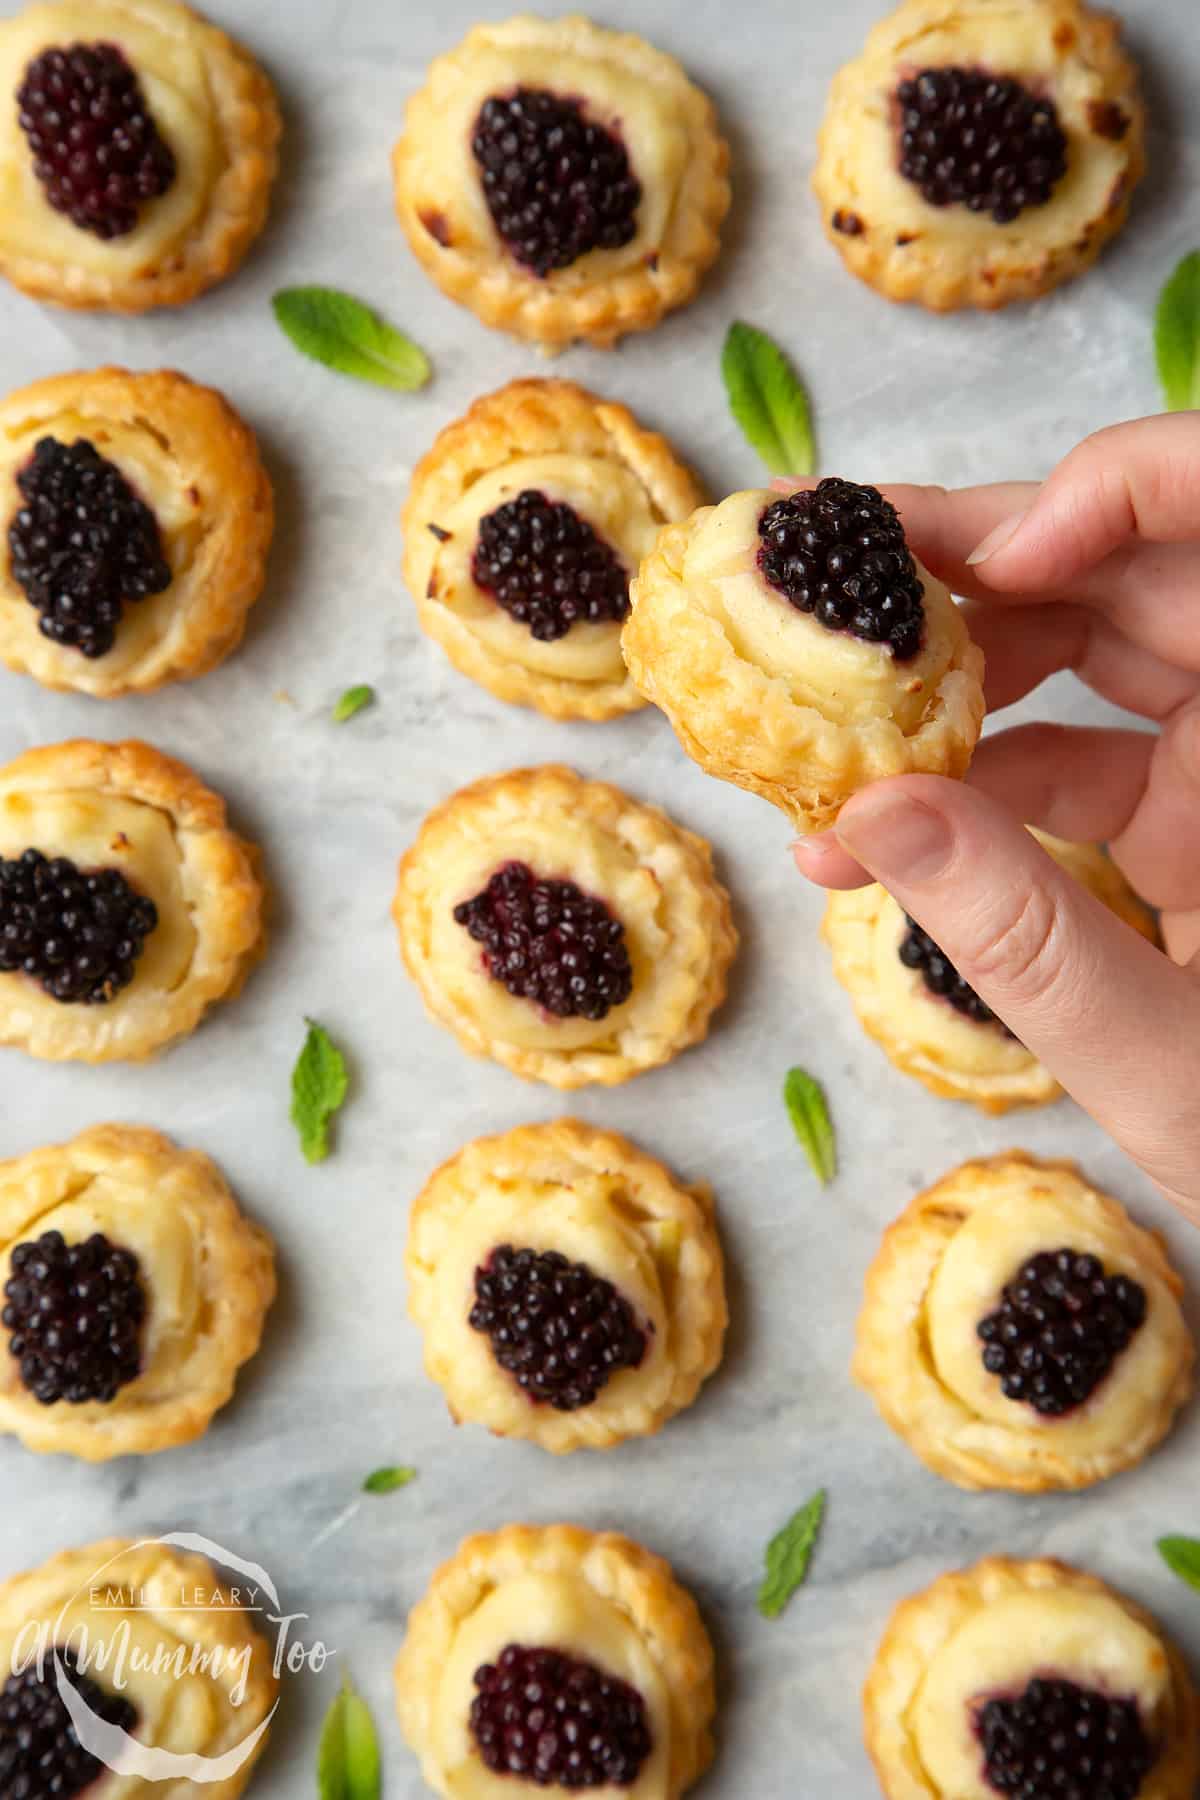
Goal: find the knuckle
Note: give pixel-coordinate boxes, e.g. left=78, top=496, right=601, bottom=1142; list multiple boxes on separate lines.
left=964, top=884, right=1068, bottom=1003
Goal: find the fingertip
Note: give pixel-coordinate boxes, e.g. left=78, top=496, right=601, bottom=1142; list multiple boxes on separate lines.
left=791, top=836, right=871, bottom=889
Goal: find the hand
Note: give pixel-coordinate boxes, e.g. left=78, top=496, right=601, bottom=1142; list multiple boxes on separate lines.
left=790, top=414, right=1200, bottom=1222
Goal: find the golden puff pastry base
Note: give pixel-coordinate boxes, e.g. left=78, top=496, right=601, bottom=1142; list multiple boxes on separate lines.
left=396, top=1523, right=716, bottom=1800
left=813, top=0, right=1145, bottom=312
left=393, top=765, right=737, bottom=1089
left=392, top=15, right=730, bottom=351
left=403, top=379, right=706, bottom=721
left=0, top=739, right=265, bottom=1063
left=864, top=1556, right=1200, bottom=1800
left=624, top=491, right=985, bottom=832
left=0, top=368, right=273, bottom=695
left=853, top=1153, right=1194, bottom=1493
left=0, top=1124, right=275, bottom=1460
left=407, top=1119, right=727, bottom=1453
left=823, top=831, right=1158, bottom=1112
left=0, top=1535, right=278, bottom=1799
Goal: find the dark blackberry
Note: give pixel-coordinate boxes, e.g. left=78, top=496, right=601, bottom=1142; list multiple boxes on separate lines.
left=899, top=914, right=1013, bottom=1032
left=897, top=67, right=1068, bottom=225
left=471, top=88, right=641, bottom=277
left=453, top=861, right=633, bottom=1022
left=470, top=1644, right=652, bottom=1787
left=472, top=490, right=629, bottom=642
left=757, top=478, right=925, bottom=660
left=470, top=1245, right=648, bottom=1410
left=3, top=1229, right=145, bottom=1405
left=976, top=1675, right=1154, bottom=1800
left=17, top=41, right=176, bottom=239
left=0, top=1647, right=138, bottom=1799
left=0, top=849, right=158, bottom=1005
left=977, top=1248, right=1148, bottom=1418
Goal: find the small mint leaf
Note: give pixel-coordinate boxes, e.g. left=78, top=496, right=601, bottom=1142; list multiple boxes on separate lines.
left=333, top=685, right=374, bottom=723
left=291, top=1020, right=349, bottom=1164
left=317, top=1675, right=380, bottom=1800
left=721, top=321, right=815, bottom=475
left=758, top=1489, right=826, bottom=1619
left=273, top=286, right=431, bottom=391
left=783, top=1068, right=836, bottom=1185
left=363, top=1465, right=416, bottom=1495
left=1154, top=252, right=1200, bottom=412
left=1158, top=1535, right=1200, bottom=1591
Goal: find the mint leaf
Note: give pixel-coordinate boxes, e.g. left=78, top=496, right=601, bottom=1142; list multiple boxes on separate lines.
left=783, top=1068, right=836, bottom=1185
left=721, top=321, right=815, bottom=475
left=317, top=1676, right=380, bottom=1800
left=758, top=1489, right=826, bottom=1619
left=1158, top=1536, right=1200, bottom=1591
left=1155, top=253, right=1200, bottom=411
left=291, top=1020, right=349, bottom=1164
left=333, top=684, right=374, bottom=723
left=273, top=286, right=430, bottom=391
left=363, top=1465, right=416, bottom=1495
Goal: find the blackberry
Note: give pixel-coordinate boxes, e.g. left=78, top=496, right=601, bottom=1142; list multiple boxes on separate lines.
left=472, top=490, right=629, bottom=642
left=0, top=1648, right=138, bottom=1798
left=899, top=914, right=1013, bottom=1032
left=470, top=1245, right=648, bottom=1410
left=0, top=848, right=158, bottom=1005
left=453, top=862, right=633, bottom=1022
left=3, top=1229, right=146, bottom=1405
left=897, top=67, right=1068, bottom=225
left=470, top=1644, right=652, bottom=1788
left=471, top=88, right=641, bottom=277
left=757, top=478, right=925, bottom=660
left=976, top=1676, right=1154, bottom=1800
left=977, top=1248, right=1148, bottom=1417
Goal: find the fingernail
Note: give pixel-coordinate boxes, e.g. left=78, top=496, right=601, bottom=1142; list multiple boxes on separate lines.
left=835, top=792, right=953, bottom=882
left=966, top=509, right=1028, bottom=566
left=791, top=833, right=839, bottom=858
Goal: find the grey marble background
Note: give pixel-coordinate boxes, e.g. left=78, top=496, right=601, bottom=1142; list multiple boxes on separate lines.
left=1, top=0, right=1199, bottom=1793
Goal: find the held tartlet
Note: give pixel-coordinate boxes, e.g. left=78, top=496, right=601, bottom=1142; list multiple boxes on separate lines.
left=864, top=1557, right=1199, bottom=1800
left=0, top=368, right=273, bottom=695
left=813, top=0, right=1145, bottom=312
left=403, top=379, right=705, bottom=721
left=0, top=739, right=264, bottom=1063
left=396, top=1523, right=715, bottom=1798
left=392, top=15, right=730, bottom=351
left=854, top=1153, right=1194, bottom=1493
left=393, top=766, right=737, bottom=1089
left=623, top=478, right=986, bottom=831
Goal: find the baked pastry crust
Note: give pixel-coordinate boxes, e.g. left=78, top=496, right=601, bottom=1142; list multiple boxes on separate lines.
left=408, top=1119, right=726, bottom=1452
left=403, top=379, right=705, bottom=721
left=0, top=1124, right=275, bottom=1460
left=813, top=0, right=1145, bottom=312
left=823, top=831, right=1157, bottom=1111
left=854, top=1152, right=1194, bottom=1493
left=395, top=1523, right=715, bottom=1799
left=0, top=368, right=273, bottom=695
left=624, top=491, right=985, bottom=831
left=392, top=14, right=730, bottom=351
left=0, top=0, right=281, bottom=312
left=393, top=765, right=737, bottom=1089
left=0, top=739, right=265, bottom=1062
left=0, top=1534, right=278, bottom=1798
left=864, top=1556, right=1200, bottom=1800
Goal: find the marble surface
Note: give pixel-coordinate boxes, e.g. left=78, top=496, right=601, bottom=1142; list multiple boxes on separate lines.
left=2, top=0, right=1199, bottom=1793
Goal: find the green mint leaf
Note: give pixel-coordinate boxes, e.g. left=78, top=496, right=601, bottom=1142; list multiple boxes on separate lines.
left=363, top=1465, right=416, bottom=1495
left=291, top=1019, right=349, bottom=1164
left=273, top=285, right=431, bottom=391
left=333, top=684, right=374, bottom=723
left=721, top=321, right=815, bottom=475
left=1158, top=1536, right=1200, bottom=1591
left=783, top=1068, right=836, bottom=1185
left=317, top=1675, right=381, bottom=1800
left=1155, top=252, right=1200, bottom=411
left=758, top=1489, right=826, bottom=1619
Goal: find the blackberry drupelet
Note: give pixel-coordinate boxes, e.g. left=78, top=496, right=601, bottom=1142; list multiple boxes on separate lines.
left=896, top=67, right=1069, bottom=225
left=9, top=436, right=171, bottom=658
left=976, top=1675, right=1154, bottom=1800
left=899, top=914, right=1013, bottom=1032
left=470, top=1245, right=647, bottom=1410
left=757, top=477, right=926, bottom=659
left=0, top=848, right=159, bottom=1005
left=453, top=861, right=633, bottom=1022
left=3, top=1228, right=146, bottom=1405
left=0, top=1648, right=138, bottom=1799
left=17, top=42, right=177, bottom=239
left=471, top=88, right=641, bottom=277
left=472, top=489, right=629, bottom=642
left=470, top=1644, right=652, bottom=1787
left=977, top=1248, right=1148, bottom=1417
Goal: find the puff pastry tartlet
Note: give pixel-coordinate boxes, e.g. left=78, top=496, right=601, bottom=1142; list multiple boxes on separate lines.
left=392, top=15, right=730, bottom=351
left=823, top=831, right=1156, bottom=1112
left=0, top=1534, right=277, bottom=1797
left=624, top=479, right=985, bottom=832
left=813, top=0, right=1144, bottom=312
left=0, top=1125, right=275, bottom=1460
left=854, top=1153, right=1194, bottom=1493
left=394, top=766, right=737, bottom=1088
left=408, top=1120, right=726, bottom=1453
left=864, top=1556, right=1199, bottom=1800
left=403, top=379, right=705, bottom=721
left=396, top=1523, right=715, bottom=1797
left=0, top=368, right=273, bottom=695
left=0, top=0, right=280, bottom=311
left=0, top=739, right=264, bottom=1062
